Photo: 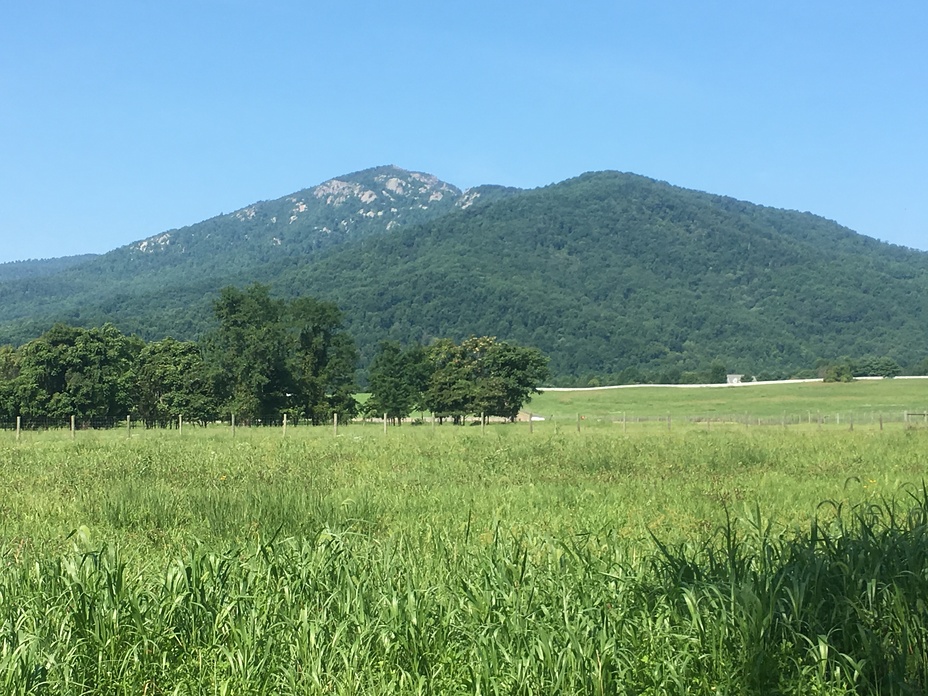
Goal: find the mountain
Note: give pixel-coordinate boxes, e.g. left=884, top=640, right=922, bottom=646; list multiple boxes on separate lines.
left=0, top=166, right=518, bottom=343
left=112, top=165, right=496, bottom=263
left=1, top=166, right=926, bottom=380
left=280, top=171, right=928, bottom=378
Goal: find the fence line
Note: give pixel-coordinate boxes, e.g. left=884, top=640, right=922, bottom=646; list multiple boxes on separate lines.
left=2, top=409, right=927, bottom=437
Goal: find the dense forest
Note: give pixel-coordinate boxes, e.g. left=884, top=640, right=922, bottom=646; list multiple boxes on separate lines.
left=0, top=254, right=98, bottom=282
left=1, top=166, right=927, bottom=383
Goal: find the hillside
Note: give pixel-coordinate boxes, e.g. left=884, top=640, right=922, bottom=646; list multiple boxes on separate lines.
left=0, top=166, right=518, bottom=342
left=1, top=167, right=926, bottom=380
left=282, top=172, right=928, bottom=378
left=0, top=254, right=99, bottom=282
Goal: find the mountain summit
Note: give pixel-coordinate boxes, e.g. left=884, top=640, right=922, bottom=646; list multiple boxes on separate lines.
left=120, top=166, right=507, bottom=262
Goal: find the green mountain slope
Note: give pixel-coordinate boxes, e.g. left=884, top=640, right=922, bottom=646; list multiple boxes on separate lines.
left=0, top=166, right=517, bottom=342
left=1, top=168, right=926, bottom=380
left=0, top=255, right=99, bottom=282
left=281, top=172, right=928, bottom=377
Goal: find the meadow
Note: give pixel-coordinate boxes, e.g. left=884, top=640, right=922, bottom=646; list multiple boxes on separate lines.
left=531, top=377, right=928, bottom=424
left=1, top=382, right=928, bottom=694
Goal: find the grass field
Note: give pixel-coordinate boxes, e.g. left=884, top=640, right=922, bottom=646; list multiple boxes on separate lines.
left=2, top=385, right=928, bottom=693
left=530, top=377, right=928, bottom=423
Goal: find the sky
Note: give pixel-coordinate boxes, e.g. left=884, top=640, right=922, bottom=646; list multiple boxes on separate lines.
left=1, top=1, right=926, bottom=263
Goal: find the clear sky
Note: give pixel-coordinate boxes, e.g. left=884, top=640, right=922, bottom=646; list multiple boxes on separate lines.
left=1, top=1, right=926, bottom=263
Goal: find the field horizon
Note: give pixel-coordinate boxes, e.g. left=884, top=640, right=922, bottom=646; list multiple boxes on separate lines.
left=528, top=375, right=928, bottom=423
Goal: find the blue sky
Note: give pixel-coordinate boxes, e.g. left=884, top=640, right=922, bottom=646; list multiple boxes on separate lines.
left=1, top=1, right=926, bottom=263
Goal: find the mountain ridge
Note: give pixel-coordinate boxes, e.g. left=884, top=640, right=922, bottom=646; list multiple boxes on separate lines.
left=0, top=254, right=101, bottom=281
left=275, top=170, right=928, bottom=377
left=114, top=165, right=513, bottom=262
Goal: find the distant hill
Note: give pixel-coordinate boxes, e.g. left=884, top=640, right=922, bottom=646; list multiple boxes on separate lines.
left=0, top=254, right=99, bottom=282
left=1, top=166, right=926, bottom=381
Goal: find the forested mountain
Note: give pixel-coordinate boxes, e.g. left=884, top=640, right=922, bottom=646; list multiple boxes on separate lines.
left=0, top=166, right=518, bottom=343
left=280, top=172, right=928, bottom=379
left=1, top=167, right=927, bottom=381
left=0, top=254, right=99, bottom=282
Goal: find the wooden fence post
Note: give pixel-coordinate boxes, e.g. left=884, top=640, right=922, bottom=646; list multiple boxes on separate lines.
left=178, top=414, right=183, bottom=434
left=16, top=416, right=21, bottom=442
left=71, top=415, right=75, bottom=439
left=282, top=413, right=287, bottom=437
left=231, top=413, right=236, bottom=438
left=384, top=413, right=388, bottom=435
left=334, top=413, right=339, bottom=438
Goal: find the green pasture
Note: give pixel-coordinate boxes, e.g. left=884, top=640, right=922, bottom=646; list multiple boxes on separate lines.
left=4, top=424, right=925, bottom=551
left=530, top=377, right=928, bottom=423
left=2, top=424, right=928, bottom=693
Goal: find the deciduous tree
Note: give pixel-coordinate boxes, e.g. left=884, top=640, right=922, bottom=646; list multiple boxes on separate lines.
left=136, top=337, right=217, bottom=427
left=287, top=296, right=359, bottom=424
left=202, top=284, right=292, bottom=421
left=0, top=345, right=18, bottom=421
left=202, top=284, right=358, bottom=424
left=14, top=323, right=141, bottom=422
left=422, top=336, right=548, bottom=422
left=365, top=341, right=430, bottom=423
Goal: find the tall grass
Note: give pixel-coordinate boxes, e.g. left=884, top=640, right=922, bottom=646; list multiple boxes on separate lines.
left=1, top=426, right=927, bottom=693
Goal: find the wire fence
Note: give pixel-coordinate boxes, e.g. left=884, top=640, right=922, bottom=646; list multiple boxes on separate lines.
left=0, top=413, right=344, bottom=431
left=2, top=408, right=928, bottom=437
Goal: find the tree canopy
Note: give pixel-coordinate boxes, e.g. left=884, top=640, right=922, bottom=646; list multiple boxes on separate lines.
left=202, top=284, right=359, bottom=424
left=367, top=336, right=549, bottom=424
left=364, top=341, right=429, bottom=423
left=136, top=337, right=216, bottom=427
left=13, top=323, right=141, bottom=423
left=0, top=286, right=361, bottom=426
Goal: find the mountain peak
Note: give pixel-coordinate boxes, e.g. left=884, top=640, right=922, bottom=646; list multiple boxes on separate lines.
left=119, top=166, right=475, bottom=260
left=326, top=165, right=462, bottom=200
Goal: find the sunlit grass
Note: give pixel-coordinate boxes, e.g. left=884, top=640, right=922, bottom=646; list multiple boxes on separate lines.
left=1, top=424, right=927, bottom=693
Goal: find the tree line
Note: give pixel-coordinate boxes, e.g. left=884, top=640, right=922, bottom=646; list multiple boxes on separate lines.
left=0, top=284, right=549, bottom=427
